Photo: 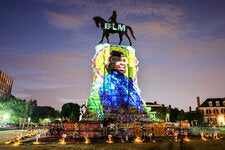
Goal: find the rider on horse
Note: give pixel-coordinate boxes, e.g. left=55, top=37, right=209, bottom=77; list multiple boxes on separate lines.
left=108, top=11, right=117, bottom=24
left=93, top=11, right=136, bottom=46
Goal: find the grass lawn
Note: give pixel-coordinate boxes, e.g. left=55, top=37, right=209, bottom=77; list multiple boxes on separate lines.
left=1, top=140, right=225, bottom=150
left=0, top=130, right=31, bottom=143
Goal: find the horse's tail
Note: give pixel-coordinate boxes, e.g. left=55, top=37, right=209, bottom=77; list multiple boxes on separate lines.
left=127, top=26, right=136, bottom=40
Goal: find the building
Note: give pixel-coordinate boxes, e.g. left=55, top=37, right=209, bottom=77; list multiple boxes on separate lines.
left=146, top=101, right=170, bottom=122
left=146, top=101, right=164, bottom=111
left=0, top=70, right=14, bottom=100
left=196, top=97, right=225, bottom=126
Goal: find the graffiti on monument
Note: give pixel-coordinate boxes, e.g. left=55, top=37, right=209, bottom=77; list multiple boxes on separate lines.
left=85, top=43, right=154, bottom=121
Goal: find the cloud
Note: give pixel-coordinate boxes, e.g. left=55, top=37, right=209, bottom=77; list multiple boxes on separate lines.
left=5, top=49, right=93, bottom=109
left=56, top=97, right=76, bottom=103
left=42, top=0, right=189, bottom=34
left=56, top=97, right=85, bottom=105
left=134, top=21, right=179, bottom=39
left=193, top=37, right=225, bottom=57
left=12, top=92, right=31, bottom=99
left=167, top=37, right=225, bottom=62
left=14, top=85, right=90, bottom=110
left=2, top=0, right=224, bottom=112
left=45, top=11, right=85, bottom=29
left=0, top=47, right=93, bottom=97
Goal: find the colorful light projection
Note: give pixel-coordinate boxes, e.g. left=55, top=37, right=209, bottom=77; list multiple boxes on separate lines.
left=87, top=43, right=151, bottom=119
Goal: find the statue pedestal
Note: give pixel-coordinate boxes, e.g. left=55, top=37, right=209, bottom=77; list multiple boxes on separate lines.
left=81, top=43, right=152, bottom=122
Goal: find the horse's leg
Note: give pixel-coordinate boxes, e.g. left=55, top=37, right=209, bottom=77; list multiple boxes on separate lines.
left=99, top=33, right=104, bottom=43
left=125, top=32, right=132, bottom=46
left=105, top=32, right=110, bottom=43
left=118, top=34, right=123, bottom=45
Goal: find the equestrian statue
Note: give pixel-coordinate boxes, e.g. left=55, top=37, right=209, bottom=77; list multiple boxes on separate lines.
left=93, top=11, right=136, bottom=46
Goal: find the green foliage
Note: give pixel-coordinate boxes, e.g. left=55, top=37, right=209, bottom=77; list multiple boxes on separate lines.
left=25, top=99, right=37, bottom=117
left=177, top=109, right=185, bottom=121
left=169, top=107, right=180, bottom=122
left=0, top=97, right=60, bottom=124
left=184, top=110, right=204, bottom=125
left=196, top=110, right=204, bottom=124
left=0, top=98, right=28, bottom=124
left=31, top=106, right=60, bottom=123
left=154, top=106, right=204, bottom=123
left=61, top=103, right=80, bottom=122
left=155, top=107, right=167, bottom=122
left=69, top=111, right=77, bottom=122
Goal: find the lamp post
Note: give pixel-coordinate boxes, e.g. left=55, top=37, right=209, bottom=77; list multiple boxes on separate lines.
left=3, top=113, right=10, bottom=128
left=28, top=117, right=31, bottom=127
left=3, top=113, right=10, bottom=121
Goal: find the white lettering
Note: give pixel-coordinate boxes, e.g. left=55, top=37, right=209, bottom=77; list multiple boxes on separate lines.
left=118, top=24, right=126, bottom=32
left=104, top=23, right=126, bottom=32
left=104, top=23, right=111, bottom=29
left=112, top=23, right=117, bottom=31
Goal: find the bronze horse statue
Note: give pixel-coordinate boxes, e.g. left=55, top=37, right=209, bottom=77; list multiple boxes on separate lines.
left=93, top=16, right=136, bottom=46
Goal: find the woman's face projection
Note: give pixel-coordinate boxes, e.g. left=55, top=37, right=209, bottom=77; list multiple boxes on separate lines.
left=115, top=56, right=126, bottom=74
left=110, top=55, right=126, bottom=74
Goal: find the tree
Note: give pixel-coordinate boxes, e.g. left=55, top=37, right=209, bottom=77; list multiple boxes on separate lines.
left=0, top=98, right=28, bottom=124
left=170, top=107, right=180, bottom=122
left=184, top=110, right=204, bottom=126
left=69, top=111, right=77, bottom=122
left=0, top=97, right=61, bottom=124
left=31, top=106, right=60, bottom=123
left=155, top=106, right=167, bottom=122
left=195, top=110, right=204, bottom=124
left=177, top=109, right=185, bottom=121
left=25, top=99, right=37, bottom=118
left=61, top=103, right=80, bottom=122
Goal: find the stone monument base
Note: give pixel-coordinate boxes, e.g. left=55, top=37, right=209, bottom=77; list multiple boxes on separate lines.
left=82, top=43, right=153, bottom=122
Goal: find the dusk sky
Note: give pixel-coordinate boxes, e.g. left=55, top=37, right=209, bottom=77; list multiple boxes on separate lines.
left=1, top=0, right=225, bottom=111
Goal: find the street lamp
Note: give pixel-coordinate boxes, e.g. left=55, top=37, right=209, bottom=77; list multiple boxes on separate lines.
left=3, top=114, right=10, bottom=127
left=3, top=113, right=10, bottom=121
left=28, top=117, right=31, bottom=127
